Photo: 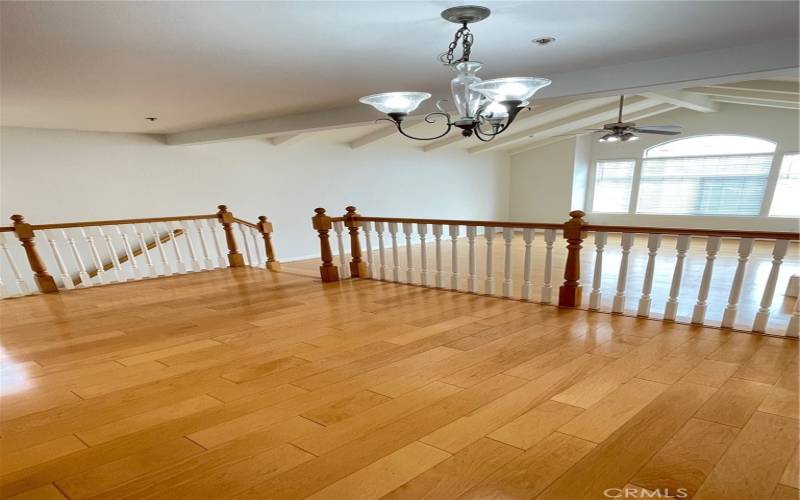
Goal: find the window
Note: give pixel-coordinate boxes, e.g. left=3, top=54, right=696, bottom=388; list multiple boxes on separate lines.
left=591, top=160, right=635, bottom=213
left=590, top=135, right=784, bottom=217
left=770, top=153, right=800, bottom=217
left=637, top=154, right=773, bottom=216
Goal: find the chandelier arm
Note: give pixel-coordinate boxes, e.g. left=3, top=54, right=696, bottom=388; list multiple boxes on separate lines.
left=473, top=125, right=500, bottom=142
left=474, top=117, right=507, bottom=138
left=376, top=117, right=454, bottom=141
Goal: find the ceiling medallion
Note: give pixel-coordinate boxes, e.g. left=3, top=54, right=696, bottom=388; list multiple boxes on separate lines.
left=358, top=5, right=551, bottom=142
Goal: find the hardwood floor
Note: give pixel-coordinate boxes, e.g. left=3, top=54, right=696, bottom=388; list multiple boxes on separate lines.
left=1, top=268, right=797, bottom=499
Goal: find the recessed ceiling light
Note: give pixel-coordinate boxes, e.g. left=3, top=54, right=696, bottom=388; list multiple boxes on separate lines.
left=532, top=36, right=556, bottom=46
left=145, top=117, right=158, bottom=121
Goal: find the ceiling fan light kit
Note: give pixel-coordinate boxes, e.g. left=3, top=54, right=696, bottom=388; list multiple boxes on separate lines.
left=358, top=5, right=551, bottom=142
left=593, top=96, right=682, bottom=143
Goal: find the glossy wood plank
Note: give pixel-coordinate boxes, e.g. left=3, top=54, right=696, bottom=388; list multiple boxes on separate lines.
left=630, top=418, right=739, bottom=497
left=379, top=438, right=521, bottom=500
left=694, top=411, right=798, bottom=499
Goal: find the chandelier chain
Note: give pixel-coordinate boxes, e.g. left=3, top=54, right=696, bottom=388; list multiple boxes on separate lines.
left=442, top=23, right=473, bottom=65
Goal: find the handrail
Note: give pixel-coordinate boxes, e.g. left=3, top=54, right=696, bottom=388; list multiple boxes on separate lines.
left=0, top=226, right=13, bottom=233
left=351, top=216, right=799, bottom=240
left=352, top=216, right=563, bottom=230
left=233, top=217, right=257, bottom=229
left=30, top=214, right=218, bottom=230
left=583, top=224, right=799, bottom=241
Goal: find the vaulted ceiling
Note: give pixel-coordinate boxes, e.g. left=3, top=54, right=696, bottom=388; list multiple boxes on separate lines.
left=2, top=1, right=798, bottom=143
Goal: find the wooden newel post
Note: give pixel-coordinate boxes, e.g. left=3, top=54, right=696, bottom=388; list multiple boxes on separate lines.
left=10, top=214, right=59, bottom=293
left=216, top=205, right=244, bottom=267
left=558, top=210, right=586, bottom=308
left=312, top=208, right=339, bottom=282
left=343, top=206, right=368, bottom=278
left=257, top=216, right=281, bottom=271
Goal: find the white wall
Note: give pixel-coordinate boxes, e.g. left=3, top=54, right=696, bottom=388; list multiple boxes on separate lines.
left=509, top=138, right=579, bottom=224
left=509, top=103, right=799, bottom=231
left=0, top=127, right=510, bottom=260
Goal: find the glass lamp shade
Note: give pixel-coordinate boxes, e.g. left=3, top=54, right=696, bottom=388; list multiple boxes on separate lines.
left=359, top=92, right=431, bottom=114
left=469, top=77, right=551, bottom=102
left=621, top=132, right=639, bottom=142
left=451, top=61, right=484, bottom=118
left=599, top=133, right=619, bottom=143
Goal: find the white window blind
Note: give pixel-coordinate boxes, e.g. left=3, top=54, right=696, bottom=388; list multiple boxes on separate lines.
left=591, top=160, right=635, bottom=213
left=770, top=153, right=800, bottom=217
left=636, top=154, right=773, bottom=216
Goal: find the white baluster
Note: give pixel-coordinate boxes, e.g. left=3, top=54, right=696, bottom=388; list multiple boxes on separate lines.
left=691, top=236, right=721, bottom=324
left=612, top=233, right=636, bottom=314
left=721, top=238, right=754, bottom=329
left=637, top=234, right=663, bottom=317
left=362, top=221, right=374, bottom=279
left=134, top=224, right=159, bottom=278
left=389, top=222, right=400, bottom=282
left=207, top=219, right=227, bottom=268
left=237, top=223, right=253, bottom=268
left=753, top=240, right=790, bottom=333
left=664, top=235, right=691, bottom=321
left=403, top=222, right=414, bottom=284
left=375, top=221, right=387, bottom=280
left=333, top=220, right=350, bottom=279
left=521, top=228, right=534, bottom=300
left=541, top=229, right=556, bottom=304
left=194, top=220, right=215, bottom=270
left=0, top=271, right=6, bottom=298
left=181, top=221, right=203, bottom=271
left=62, top=229, right=92, bottom=286
left=81, top=227, right=107, bottom=284
left=449, top=225, right=460, bottom=290
left=433, top=224, right=443, bottom=288
left=418, top=223, right=428, bottom=286
left=0, top=232, right=30, bottom=295
left=165, top=222, right=187, bottom=274
left=149, top=223, right=173, bottom=275
left=43, top=230, right=73, bottom=289
left=588, top=232, right=607, bottom=310
left=787, top=298, right=799, bottom=338
left=484, top=227, right=495, bottom=295
left=501, top=228, right=514, bottom=297
left=248, top=226, right=263, bottom=268
left=466, top=226, right=478, bottom=293
left=116, top=225, right=142, bottom=280
left=98, top=226, right=124, bottom=282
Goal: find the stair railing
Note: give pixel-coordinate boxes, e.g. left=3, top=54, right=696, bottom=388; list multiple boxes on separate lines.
left=0, top=204, right=279, bottom=298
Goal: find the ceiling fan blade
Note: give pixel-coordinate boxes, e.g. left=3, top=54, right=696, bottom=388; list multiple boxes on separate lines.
left=636, top=125, right=681, bottom=131
left=634, top=129, right=681, bottom=135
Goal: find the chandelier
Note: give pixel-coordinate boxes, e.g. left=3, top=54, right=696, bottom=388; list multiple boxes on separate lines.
left=358, top=5, right=551, bottom=142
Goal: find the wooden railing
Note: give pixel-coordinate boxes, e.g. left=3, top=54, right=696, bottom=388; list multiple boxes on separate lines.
left=0, top=205, right=279, bottom=298
left=312, top=206, right=799, bottom=337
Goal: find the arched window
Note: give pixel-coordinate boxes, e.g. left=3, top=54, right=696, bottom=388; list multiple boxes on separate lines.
left=645, top=135, right=776, bottom=158
left=591, top=134, right=777, bottom=216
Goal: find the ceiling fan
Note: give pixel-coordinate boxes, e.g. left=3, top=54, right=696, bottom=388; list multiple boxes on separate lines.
left=589, top=96, right=681, bottom=143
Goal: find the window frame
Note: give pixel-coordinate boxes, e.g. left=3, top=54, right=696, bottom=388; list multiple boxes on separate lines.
left=585, top=157, right=638, bottom=214
left=587, top=136, right=796, bottom=219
